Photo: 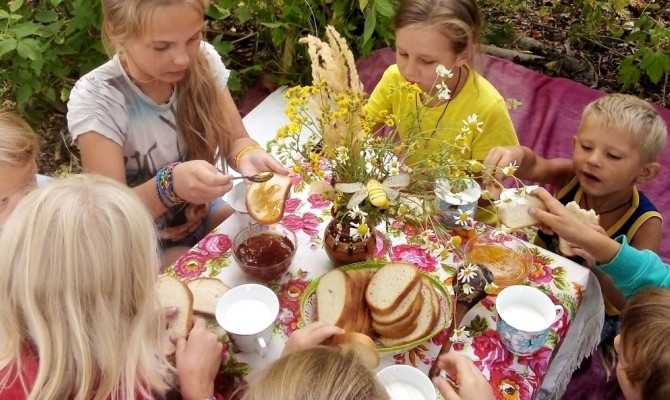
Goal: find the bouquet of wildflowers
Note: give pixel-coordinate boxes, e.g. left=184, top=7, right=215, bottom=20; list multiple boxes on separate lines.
left=267, top=26, right=511, bottom=244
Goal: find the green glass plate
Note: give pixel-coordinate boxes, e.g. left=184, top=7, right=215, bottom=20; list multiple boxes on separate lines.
left=300, top=260, right=453, bottom=355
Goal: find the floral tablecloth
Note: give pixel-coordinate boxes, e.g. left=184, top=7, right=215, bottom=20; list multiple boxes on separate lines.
left=166, top=178, right=601, bottom=400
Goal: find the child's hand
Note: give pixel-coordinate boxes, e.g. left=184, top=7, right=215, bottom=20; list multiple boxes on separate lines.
left=432, top=353, right=493, bottom=400
left=528, top=188, right=588, bottom=244
left=175, top=318, right=223, bottom=400
left=483, top=146, right=525, bottom=183
left=237, top=148, right=289, bottom=178
left=281, top=321, right=345, bottom=356
left=172, top=160, right=233, bottom=204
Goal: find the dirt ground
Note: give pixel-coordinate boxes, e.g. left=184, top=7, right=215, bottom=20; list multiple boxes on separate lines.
left=36, top=1, right=669, bottom=176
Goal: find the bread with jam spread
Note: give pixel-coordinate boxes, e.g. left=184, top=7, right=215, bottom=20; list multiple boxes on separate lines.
left=245, top=174, right=292, bottom=224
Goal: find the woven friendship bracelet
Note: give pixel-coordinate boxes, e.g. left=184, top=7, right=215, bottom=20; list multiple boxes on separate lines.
left=155, top=162, right=185, bottom=208
left=234, top=145, right=263, bottom=170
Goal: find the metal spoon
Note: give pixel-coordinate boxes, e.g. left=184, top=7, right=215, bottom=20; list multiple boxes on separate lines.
left=231, top=171, right=274, bottom=183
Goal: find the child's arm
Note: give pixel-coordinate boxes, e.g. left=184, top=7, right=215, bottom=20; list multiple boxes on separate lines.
left=628, top=216, right=662, bottom=253
left=77, top=133, right=232, bottom=218
left=530, top=188, right=670, bottom=298
left=483, top=146, right=573, bottom=188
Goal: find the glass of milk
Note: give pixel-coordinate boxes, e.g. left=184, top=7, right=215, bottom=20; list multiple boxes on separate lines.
left=215, top=283, right=279, bottom=358
left=495, top=285, right=564, bottom=355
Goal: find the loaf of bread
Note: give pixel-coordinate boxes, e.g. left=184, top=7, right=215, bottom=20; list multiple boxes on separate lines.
left=496, top=188, right=548, bottom=231
left=245, top=174, right=292, bottom=224
left=186, top=277, right=230, bottom=316
left=559, top=201, right=599, bottom=256
left=326, top=332, right=380, bottom=369
left=157, top=275, right=194, bottom=355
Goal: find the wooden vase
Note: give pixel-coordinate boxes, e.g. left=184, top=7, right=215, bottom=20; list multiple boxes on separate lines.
left=323, top=217, right=376, bottom=267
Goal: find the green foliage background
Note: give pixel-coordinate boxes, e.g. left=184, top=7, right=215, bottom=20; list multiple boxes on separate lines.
left=0, top=0, right=667, bottom=128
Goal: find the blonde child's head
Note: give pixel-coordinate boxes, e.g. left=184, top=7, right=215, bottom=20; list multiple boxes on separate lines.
left=101, top=0, right=232, bottom=165
left=0, top=110, right=40, bottom=227
left=393, top=0, right=481, bottom=65
left=242, top=346, right=390, bottom=400
left=616, top=287, right=670, bottom=400
left=582, top=93, right=667, bottom=164
left=0, top=174, right=172, bottom=399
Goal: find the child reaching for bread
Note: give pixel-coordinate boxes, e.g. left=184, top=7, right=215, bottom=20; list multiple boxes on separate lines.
left=485, top=93, right=667, bottom=338
left=530, top=187, right=670, bottom=299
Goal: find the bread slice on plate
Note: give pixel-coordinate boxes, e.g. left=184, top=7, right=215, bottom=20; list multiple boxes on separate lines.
left=186, top=277, right=230, bottom=316
left=157, top=275, right=194, bottom=355
left=371, top=291, right=422, bottom=339
left=316, top=269, right=355, bottom=328
left=327, top=332, right=380, bottom=369
left=370, top=281, right=423, bottom=325
left=559, top=201, right=599, bottom=256
left=245, top=174, right=292, bottom=224
left=344, top=269, right=373, bottom=333
left=496, top=188, right=548, bottom=232
left=378, top=279, right=439, bottom=348
left=365, top=263, right=421, bottom=315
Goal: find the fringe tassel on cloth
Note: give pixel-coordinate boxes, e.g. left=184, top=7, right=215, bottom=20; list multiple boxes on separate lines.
left=536, top=271, right=605, bottom=400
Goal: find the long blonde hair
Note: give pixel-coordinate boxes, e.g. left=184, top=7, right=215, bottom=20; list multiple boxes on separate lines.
left=393, top=0, right=481, bottom=65
left=242, top=347, right=389, bottom=400
left=101, top=0, right=232, bottom=165
left=0, top=110, right=39, bottom=166
left=0, top=174, right=172, bottom=400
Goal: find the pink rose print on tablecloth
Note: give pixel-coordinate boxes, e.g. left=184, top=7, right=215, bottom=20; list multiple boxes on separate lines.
left=517, top=346, right=552, bottom=377
left=430, top=326, right=450, bottom=347
left=489, top=368, right=533, bottom=400
left=480, top=296, right=496, bottom=311
left=282, top=213, right=320, bottom=236
left=528, top=258, right=553, bottom=284
left=551, top=304, right=570, bottom=338
left=472, top=330, right=513, bottom=371
left=373, top=231, right=390, bottom=259
left=390, top=244, right=438, bottom=272
left=290, top=173, right=303, bottom=186
left=198, top=233, right=232, bottom=258
left=277, top=273, right=309, bottom=335
left=307, top=194, right=331, bottom=209
left=173, top=251, right=208, bottom=278
left=284, top=198, right=302, bottom=213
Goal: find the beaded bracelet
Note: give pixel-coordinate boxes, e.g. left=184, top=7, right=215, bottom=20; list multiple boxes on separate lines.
left=234, top=145, right=263, bottom=171
left=155, top=162, right=185, bottom=208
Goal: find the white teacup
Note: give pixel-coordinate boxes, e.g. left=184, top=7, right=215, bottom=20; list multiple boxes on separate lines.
left=495, top=285, right=564, bottom=355
left=215, top=283, right=279, bottom=358
left=376, top=364, right=436, bottom=400
left=226, top=182, right=248, bottom=215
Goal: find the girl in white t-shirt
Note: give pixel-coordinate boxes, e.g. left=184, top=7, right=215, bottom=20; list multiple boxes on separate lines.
left=67, top=0, right=286, bottom=265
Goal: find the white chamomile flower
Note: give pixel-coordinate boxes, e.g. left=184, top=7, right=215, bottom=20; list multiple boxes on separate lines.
left=450, top=326, right=470, bottom=342
left=458, top=263, right=480, bottom=283
left=349, top=222, right=370, bottom=240
left=456, top=208, right=473, bottom=226
left=347, top=205, right=368, bottom=221
left=522, top=184, right=540, bottom=194
left=335, top=146, right=349, bottom=163
left=485, top=282, right=499, bottom=293
left=461, top=282, right=474, bottom=295
left=463, top=114, right=483, bottom=133
left=435, top=65, right=454, bottom=79
left=491, top=229, right=505, bottom=237
left=436, top=83, right=451, bottom=101
left=501, top=161, right=518, bottom=177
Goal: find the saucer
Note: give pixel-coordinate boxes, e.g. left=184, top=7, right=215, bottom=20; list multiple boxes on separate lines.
left=376, top=364, right=435, bottom=400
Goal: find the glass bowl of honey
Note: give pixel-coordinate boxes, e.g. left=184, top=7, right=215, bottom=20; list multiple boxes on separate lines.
left=464, top=231, right=532, bottom=291
left=233, top=223, right=297, bottom=282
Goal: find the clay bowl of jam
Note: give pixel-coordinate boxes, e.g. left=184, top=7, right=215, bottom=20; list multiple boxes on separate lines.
left=233, top=223, right=297, bottom=282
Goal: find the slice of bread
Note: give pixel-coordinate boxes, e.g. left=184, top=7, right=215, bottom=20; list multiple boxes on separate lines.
left=378, top=279, right=439, bottom=348
left=345, top=269, right=373, bottom=333
left=186, top=277, right=230, bottom=316
left=559, top=201, right=600, bottom=256
left=372, top=292, right=421, bottom=339
left=365, top=263, right=421, bottom=315
left=317, top=269, right=355, bottom=328
left=245, top=174, right=292, bottom=224
left=157, top=275, right=194, bottom=355
left=496, top=189, right=548, bottom=231
left=370, top=281, right=423, bottom=325
left=327, top=332, right=380, bottom=369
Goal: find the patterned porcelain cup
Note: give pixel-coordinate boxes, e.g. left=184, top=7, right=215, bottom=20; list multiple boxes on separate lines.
left=495, top=285, right=564, bottom=356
